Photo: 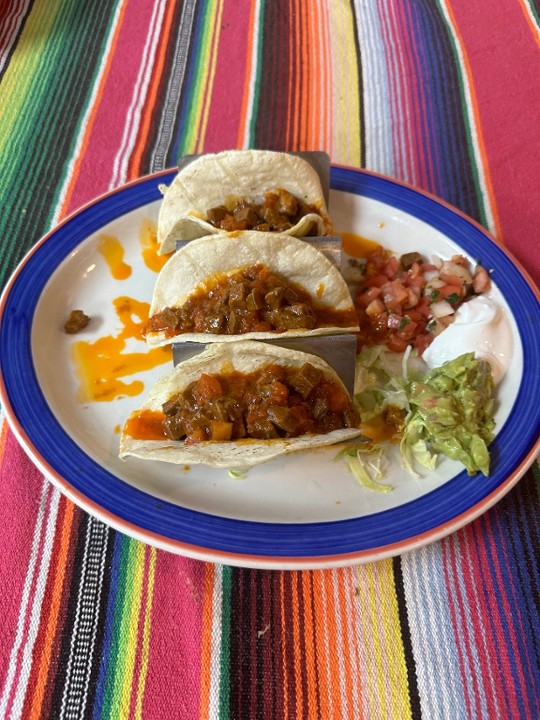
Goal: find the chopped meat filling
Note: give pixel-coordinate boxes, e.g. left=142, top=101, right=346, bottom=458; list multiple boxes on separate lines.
left=64, top=310, right=90, bottom=334
left=146, top=263, right=357, bottom=337
left=141, top=363, right=359, bottom=444
left=205, top=188, right=320, bottom=233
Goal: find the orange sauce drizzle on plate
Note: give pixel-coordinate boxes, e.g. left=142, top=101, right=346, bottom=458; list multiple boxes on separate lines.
left=98, top=235, right=132, bottom=279
left=71, top=220, right=174, bottom=402
left=71, top=296, right=171, bottom=402
left=340, top=232, right=380, bottom=259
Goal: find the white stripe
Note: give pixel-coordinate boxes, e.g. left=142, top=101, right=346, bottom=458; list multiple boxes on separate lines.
left=354, top=0, right=395, bottom=176
left=437, top=0, right=496, bottom=234
left=521, top=0, right=540, bottom=41
left=444, top=533, right=494, bottom=718
left=109, top=0, right=167, bottom=188
left=0, top=479, right=50, bottom=718
left=240, top=0, right=264, bottom=149
left=58, top=516, right=109, bottom=719
left=401, top=544, right=468, bottom=719
left=150, top=0, right=198, bottom=171
left=341, top=568, right=363, bottom=713
left=49, top=0, right=127, bottom=228
left=206, top=565, right=224, bottom=719
left=10, top=488, right=61, bottom=719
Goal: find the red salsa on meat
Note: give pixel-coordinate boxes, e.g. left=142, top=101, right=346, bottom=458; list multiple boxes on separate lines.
left=146, top=263, right=358, bottom=337
left=124, top=362, right=359, bottom=445
left=206, top=188, right=321, bottom=233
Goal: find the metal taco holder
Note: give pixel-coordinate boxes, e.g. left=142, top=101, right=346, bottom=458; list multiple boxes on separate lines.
left=170, top=150, right=357, bottom=394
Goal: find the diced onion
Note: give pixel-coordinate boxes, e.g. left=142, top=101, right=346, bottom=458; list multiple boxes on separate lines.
left=430, top=299, right=455, bottom=318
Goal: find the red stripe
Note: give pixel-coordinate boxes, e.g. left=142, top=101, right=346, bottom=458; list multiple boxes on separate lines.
left=448, top=0, right=540, bottom=286
left=205, top=0, right=252, bottom=151
left=141, top=553, right=205, bottom=718
left=0, top=432, right=46, bottom=688
left=64, top=0, right=157, bottom=213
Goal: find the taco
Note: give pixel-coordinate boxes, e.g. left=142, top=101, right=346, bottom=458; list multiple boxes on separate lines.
left=119, top=340, right=362, bottom=468
left=145, top=232, right=359, bottom=348
left=157, top=150, right=331, bottom=254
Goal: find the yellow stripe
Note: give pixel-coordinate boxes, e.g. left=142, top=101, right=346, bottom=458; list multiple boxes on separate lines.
left=328, top=2, right=362, bottom=164
left=134, top=547, right=157, bottom=720
left=182, top=0, right=218, bottom=153
left=0, top=1, right=63, bottom=154
left=110, top=540, right=146, bottom=719
left=195, top=0, right=225, bottom=153
left=355, top=561, right=413, bottom=719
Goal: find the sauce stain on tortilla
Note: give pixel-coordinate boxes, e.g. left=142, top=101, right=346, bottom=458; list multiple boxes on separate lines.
left=139, top=218, right=172, bottom=273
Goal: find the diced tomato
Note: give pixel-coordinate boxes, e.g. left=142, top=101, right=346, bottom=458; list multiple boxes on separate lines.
left=209, top=420, right=233, bottom=441
left=356, top=286, right=381, bottom=308
left=473, top=265, right=491, bottom=293
left=386, top=335, right=409, bottom=353
left=382, top=256, right=400, bottom=278
left=382, top=280, right=409, bottom=310
left=354, top=247, right=489, bottom=356
left=364, top=273, right=389, bottom=288
left=192, top=373, right=223, bottom=403
left=185, top=427, right=208, bottom=445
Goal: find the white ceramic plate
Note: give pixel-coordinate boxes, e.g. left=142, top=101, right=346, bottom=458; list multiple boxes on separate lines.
left=1, top=167, right=539, bottom=568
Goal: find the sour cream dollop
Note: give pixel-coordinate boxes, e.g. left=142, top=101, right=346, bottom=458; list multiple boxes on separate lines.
left=423, top=296, right=513, bottom=384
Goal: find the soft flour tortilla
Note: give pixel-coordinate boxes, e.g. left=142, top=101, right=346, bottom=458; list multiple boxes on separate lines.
left=146, top=232, right=358, bottom=348
left=120, top=340, right=362, bottom=469
left=157, top=150, right=331, bottom=254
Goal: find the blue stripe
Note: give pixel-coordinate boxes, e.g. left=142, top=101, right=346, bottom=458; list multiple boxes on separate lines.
left=92, top=532, right=124, bottom=720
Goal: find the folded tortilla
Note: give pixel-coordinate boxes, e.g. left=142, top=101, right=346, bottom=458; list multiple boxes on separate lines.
left=120, top=340, right=362, bottom=468
left=145, top=232, right=358, bottom=348
left=157, top=150, right=331, bottom=254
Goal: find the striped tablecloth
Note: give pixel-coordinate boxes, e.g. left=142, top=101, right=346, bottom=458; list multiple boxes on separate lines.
left=1, top=1, right=539, bottom=718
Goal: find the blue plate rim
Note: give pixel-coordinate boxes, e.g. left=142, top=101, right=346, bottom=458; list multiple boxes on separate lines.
left=1, top=166, right=539, bottom=568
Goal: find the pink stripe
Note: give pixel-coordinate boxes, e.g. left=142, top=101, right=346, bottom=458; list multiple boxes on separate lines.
left=203, top=0, right=252, bottom=152
left=385, top=0, right=419, bottom=184
left=141, top=552, right=205, bottom=718
left=445, top=517, right=533, bottom=718
left=65, top=0, right=157, bottom=213
left=0, top=430, right=47, bottom=687
left=475, top=513, right=537, bottom=716
left=449, top=0, right=540, bottom=286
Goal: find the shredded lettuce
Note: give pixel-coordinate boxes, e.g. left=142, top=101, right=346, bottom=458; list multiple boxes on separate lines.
left=228, top=467, right=249, bottom=479
left=343, top=346, right=496, bottom=489
left=334, top=445, right=392, bottom=493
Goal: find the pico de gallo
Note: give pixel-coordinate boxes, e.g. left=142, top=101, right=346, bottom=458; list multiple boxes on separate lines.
left=354, top=246, right=491, bottom=355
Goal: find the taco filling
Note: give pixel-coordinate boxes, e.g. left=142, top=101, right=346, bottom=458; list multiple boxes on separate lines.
left=157, top=150, right=331, bottom=252
left=206, top=188, right=321, bottom=234
left=146, top=263, right=358, bottom=338
left=120, top=340, right=363, bottom=468
left=124, top=361, right=359, bottom=446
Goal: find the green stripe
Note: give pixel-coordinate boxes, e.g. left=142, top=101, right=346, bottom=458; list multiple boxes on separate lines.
left=99, top=536, right=138, bottom=719
left=246, top=0, right=266, bottom=148
left=434, top=0, right=490, bottom=229
left=178, top=0, right=214, bottom=155
left=218, top=565, right=232, bottom=718
left=0, top=0, right=121, bottom=290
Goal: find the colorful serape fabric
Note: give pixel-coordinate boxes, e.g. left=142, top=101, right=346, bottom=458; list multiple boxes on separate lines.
left=0, top=0, right=539, bottom=717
